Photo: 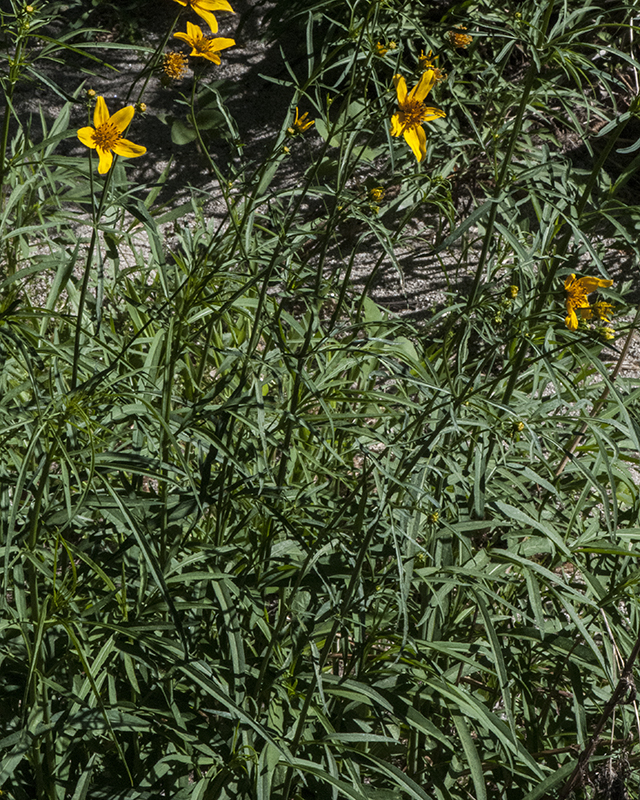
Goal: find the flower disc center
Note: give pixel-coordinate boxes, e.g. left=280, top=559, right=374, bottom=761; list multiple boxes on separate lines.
left=93, top=122, right=121, bottom=151
left=402, top=99, right=428, bottom=129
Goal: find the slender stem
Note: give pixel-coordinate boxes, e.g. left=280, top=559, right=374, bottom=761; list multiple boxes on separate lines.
left=465, top=62, right=538, bottom=311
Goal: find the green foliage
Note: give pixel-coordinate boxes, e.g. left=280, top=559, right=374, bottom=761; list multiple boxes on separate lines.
left=1, top=0, right=640, bottom=798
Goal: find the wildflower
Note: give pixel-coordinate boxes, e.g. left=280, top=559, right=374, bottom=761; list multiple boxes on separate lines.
left=369, top=186, right=385, bottom=203
left=390, top=70, right=445, bottom=162
left=448, top=26, right=473, bottom=48
left=388, top=41, right=397, bottom=49
left=173, top=21, right=235, bottom=64
left=287, top=106, right=314, bottom=136
left=375, top=42, right=389, bottom=57
left=136, top=102, right=147, bottom=113
left=590, top=300, right=614, bottom=321
left=599, top=326, right=616, bottom=341
left=427, top=511, right=439, bottom=524
left=506, top=284, right=519, bottom=299
left=418, top=50, right=446, bottom=82
left=77, top=96, right=146, bottom=175
left=163, top=51, right=189, bottom=80
left=86, top=88, right=96, bottom=98
left=172, top=0, right=234, bottom=34
left=25, top=4, right=34, bottom=11
left=564, top=273, right=613, bottom=331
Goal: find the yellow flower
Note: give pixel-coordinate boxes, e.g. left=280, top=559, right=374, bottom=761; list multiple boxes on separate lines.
left=506, top=284, right=519, bottom=299
left=172, top=0, right=234, bottom=34
left=448, top=26, right=473, bottom=48
left=375, top=42, right=389, bottom=57
left=163, top=51, right=189, bottom=80
left=77, top=96, right=146, bottom=175
left=590, top=300, right=614, bottom=321
left=288, top=106, right=314, bottom=135
left=564, top=273, right=613, bottom=331
left=389, top=71, right=445, bottom=163
left=369, top=186, right=385, bottom=203
left=173, top=21, right=235, bottom=64
left=418, top=51, right=446, bottom=83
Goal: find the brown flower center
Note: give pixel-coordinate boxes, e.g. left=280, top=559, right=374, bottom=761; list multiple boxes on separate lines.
left=93, top=122, right=120, bottom=151
left=400, top=98, right=429, bottom=129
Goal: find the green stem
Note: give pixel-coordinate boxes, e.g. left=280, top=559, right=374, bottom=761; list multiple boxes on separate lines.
left=465, top=62, right=538, bottom=311
left=71, top=111, right=119, bottom=390
left=465, top=0, right=556, bottom=311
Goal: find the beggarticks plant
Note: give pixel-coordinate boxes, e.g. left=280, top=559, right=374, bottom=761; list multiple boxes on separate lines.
left=418, top=49, right=446, bottom=82
left=287, top=106, right=315, bottom=136
left=173, top=21, right=235, bottom=64
left=3, top=0, right=640, bottom=799
left=390, top=68, right=445, bottom=162
left=77, top=96, right=146, bottom=174
left=563, top=273, right=614, bottom=331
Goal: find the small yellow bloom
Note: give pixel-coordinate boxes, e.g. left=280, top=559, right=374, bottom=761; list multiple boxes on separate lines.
left=418, top=50, right=445, bottom=83
left=369, top=186, right=385, bottom=203
left=599, top=326, right=616, bottom=340
left=163, top=51, right=189, bottom=80
left=448, top=26, right=473, bottom=48
left=506, top=284, right=519, bottom=299
left=77, top=96, right=146, bottom=174
left=172, top=0, right=234, bottom=34
left=288, top=106, right=314, bottom=135
left=375, top=42, right=389, bottom=57
left=173, top=21, right=235, bottom=64
left=86, top=88, right=96, bottom=98
left=390, top=71, right=445, bottom=162
left=590, top=300, right=614, bottom=321
left=564, top=273, right=613, bottom=331
left=136, top=102, right=147, bottom=113
left=25, top=4, right=34, bottom=11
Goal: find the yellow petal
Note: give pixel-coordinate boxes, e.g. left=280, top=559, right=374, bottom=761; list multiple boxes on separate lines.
left=403, top=125, right=426, bottom=162
left=112, top=138, right=147, bottom=158
left=565, top=308, right=578, bottom=330
left=109, top=105, right=135, bottom=133
left=186, top=20, right=202, bottom=38
left=94, top=96, right=109, bottom=128
left=209, top=36, right=235, bottom=52
left=564, top=273, right=577, bottom=290
left=173, top=31, right=192, bottom=44
left=578, top=276, right=613, bottom=292
left=422, top=107, right=446, bottom=121
left=201, top=52, right=222, bottom=63
left=198, top=0, right=234, bottom=11
left=389, top=112, right=403, bottom=137
left=77, top=126, right=97, bottom=149
left=97, top=148, right=113, bottom=174
left=193, top=6, right=219, bottom=32
left=174, top=0, right=187, bottom=5
left=410, top=69, right=436, bottom=103
left=393, top=74, right=407, bottom=106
